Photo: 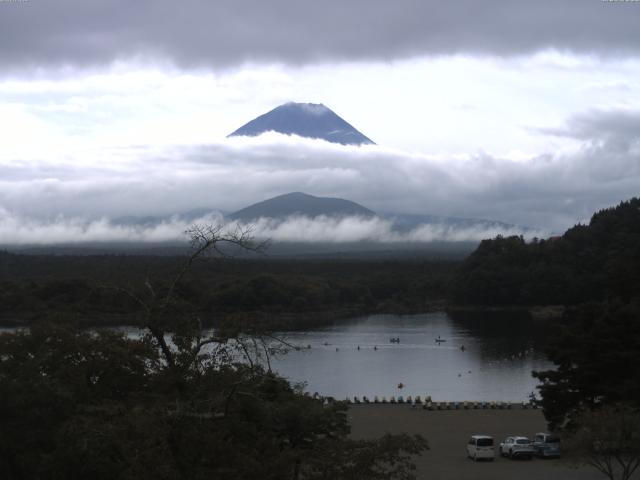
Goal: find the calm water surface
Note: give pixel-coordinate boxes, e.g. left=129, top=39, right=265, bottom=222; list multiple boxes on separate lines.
left=1, top=312, right=553, bottom=402
left=269, top=312, right=554, bottom=402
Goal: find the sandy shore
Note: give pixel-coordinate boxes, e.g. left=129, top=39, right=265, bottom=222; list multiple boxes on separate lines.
left=348, top=405, right=605, bottom=480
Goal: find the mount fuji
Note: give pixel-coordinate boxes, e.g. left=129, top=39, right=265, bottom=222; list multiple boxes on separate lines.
left=228, top=102, right=375, bottom=146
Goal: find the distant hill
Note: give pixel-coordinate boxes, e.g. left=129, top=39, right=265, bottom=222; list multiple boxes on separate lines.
left=451, top=197, right=640, bottom=306
left=229, top=192, right=375, bottom=221
left=228, top=102, right=375, bottom=145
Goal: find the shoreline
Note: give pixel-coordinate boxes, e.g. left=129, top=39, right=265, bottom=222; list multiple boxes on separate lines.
left=0, top=302, right=564, bottom=329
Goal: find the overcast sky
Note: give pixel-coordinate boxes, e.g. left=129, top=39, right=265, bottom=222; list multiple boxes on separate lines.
left=1, top=0, right=639, bottom=243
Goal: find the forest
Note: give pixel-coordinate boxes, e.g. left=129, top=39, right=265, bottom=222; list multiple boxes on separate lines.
left=2, top=198, right=639, bottom=330
left=451, top=198, right=640, bottom=306
left=0, top=254, right=454, bottom=329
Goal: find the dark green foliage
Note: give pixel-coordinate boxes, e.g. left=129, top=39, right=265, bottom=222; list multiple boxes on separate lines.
left=0, top=257, right=454, bottom=328
left=533, top=300, right=640, bottom=430
left=0, top=323, right=427, bottom=479
left=0, top=323, right=158, bottom=479
left=452, top=198, right=640, bottom=306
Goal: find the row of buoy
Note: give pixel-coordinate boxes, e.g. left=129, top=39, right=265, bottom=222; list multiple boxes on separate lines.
left=312, top=339, right=474, bottom=352
left=351, top=395, right=431, bottom=405
left=321, top=338, right=457, bottom=349
left=324, top=344, right=379, bottom=350
left=347, top=398, right=538, bottom=410
left=422, top=400, right=511, bottom=410
left=426, top=400, right=539, bottom=410
left=308, top=393, right=538, bottom=410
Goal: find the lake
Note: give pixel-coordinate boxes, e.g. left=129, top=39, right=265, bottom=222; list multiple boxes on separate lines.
left=0, top=311, right=555, bottom=402
left=269, top=311, right=554, bottom=402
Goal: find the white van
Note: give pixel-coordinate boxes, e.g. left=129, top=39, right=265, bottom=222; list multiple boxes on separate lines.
left=467, top=435, right=495, bottom=461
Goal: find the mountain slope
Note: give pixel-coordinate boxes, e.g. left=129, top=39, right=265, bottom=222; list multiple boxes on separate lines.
left=228, top=102, right=375, bottom=145
left=229, top=192, right=375, bottom=221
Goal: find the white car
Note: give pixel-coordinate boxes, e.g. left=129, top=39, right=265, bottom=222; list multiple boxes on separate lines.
left=466, top=435, right=495, bottom=461
left=499, top=436, right=535, bottom=459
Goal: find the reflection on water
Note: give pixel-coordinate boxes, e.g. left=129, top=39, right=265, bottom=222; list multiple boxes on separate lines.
left=270, top=312, right=554, bottom=402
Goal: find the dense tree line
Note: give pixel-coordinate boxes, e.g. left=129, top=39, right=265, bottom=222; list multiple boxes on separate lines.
left=0, top=255, right=453, bottom=328
left=451, top=198, right=640, bottom=306
left=505, top=198, right=640, bottom=452
left=534, top=300, right=640, bottom=430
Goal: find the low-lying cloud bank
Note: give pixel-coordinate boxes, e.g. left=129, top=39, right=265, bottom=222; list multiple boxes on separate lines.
left=245, top=215, right=544, bottom=244
left=0, top=209, right=220, bottom=245
left=1, top=107, right=638, bottom=245
left=0, top=209, right=543, bottom=246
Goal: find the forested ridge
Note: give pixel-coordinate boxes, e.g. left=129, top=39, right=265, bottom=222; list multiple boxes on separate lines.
left=0, top=255, right=453, bottom=328
left=451, top=197, right=640, bottom=306
left=3, top=197, right=639, bottom=327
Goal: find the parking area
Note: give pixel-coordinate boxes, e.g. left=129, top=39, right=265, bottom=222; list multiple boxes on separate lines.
left=348, top=405, right=605, bottom=480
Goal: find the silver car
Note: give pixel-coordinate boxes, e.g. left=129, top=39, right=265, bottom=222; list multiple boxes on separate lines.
left=499, top=436, right=535, bottom=459
left=532, top=432, right=561, bottom=458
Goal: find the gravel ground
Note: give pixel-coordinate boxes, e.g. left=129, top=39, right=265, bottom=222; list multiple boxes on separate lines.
left=348, top=405, right=608, bottom=480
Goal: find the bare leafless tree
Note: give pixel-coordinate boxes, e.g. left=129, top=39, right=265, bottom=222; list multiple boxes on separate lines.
left=563, top=404, right=640, bottom=480
left=118, top=222, right=269, bottom=371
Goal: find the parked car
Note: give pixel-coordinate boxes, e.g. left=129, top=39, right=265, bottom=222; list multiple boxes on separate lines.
left=532, top=432, right=561, bottom=458
left=499, top=436, right=535, bottom=459
left=466, top=435, right=495, bottom=461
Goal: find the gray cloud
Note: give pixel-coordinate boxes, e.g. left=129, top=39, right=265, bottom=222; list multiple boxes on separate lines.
left=0, top=209, right=541, bottom=246
left=541, top=108, right=640, bottom=141
left=235, top=215, right=543, bottom=244
left=1, top=106, right=639, bottom=244
left=538, top=108, right=640, bottom=183
left=0, top=208, right=219, bottom=245
left=1, top=1, right=639, bottom=72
